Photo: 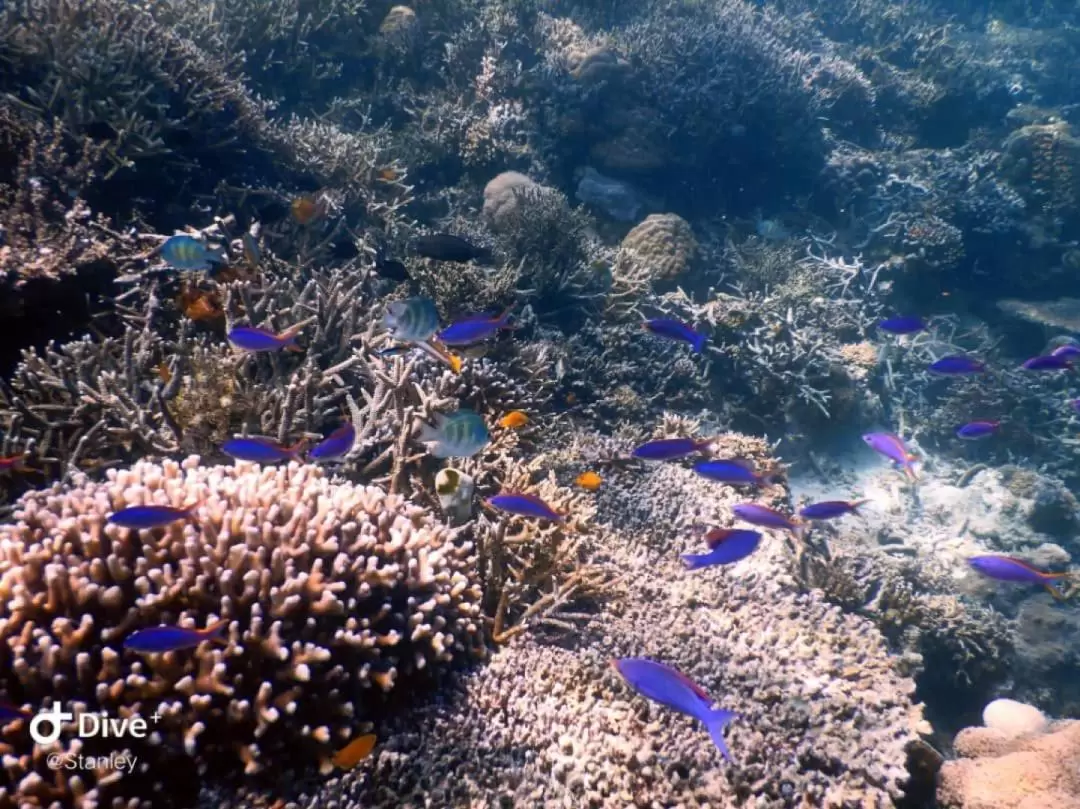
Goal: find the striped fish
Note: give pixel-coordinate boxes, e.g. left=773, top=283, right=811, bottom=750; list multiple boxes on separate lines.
left=385, top=297, right=440, bottom=342
left=160, top=234, right=224, bottom=272
left=417, top=409, right=489, bottom=458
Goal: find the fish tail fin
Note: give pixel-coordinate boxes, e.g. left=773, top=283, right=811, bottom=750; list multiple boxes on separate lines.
left=791, top=521, right=808, bottom=541
left=279, top=323, right=305, bottom=351
left=285, top=439, right=307, bottom=459
left=1045, top=582, right=1067, bottom=602
left=203, top=619, right=229, bottom=645
left=692, top=332, right=708, bottom=353
left=850, top=499, right=871, bottom=514
left=704, top=708, right=738, bottom=763
left=447, top=351, right=463, bottom=374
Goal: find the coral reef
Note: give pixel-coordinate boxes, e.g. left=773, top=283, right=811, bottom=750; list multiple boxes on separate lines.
left=0, top=457, right=484, bottom=806
left=938, top=718, right=1080, bottom=809
left=612, top=212, right=698, bottom=291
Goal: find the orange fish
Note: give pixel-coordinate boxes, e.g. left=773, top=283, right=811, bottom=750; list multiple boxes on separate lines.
left=575, top=471, right=602, bottom=491
left=291, top=194, right=323, bottom=225
left=376, top=167, right=399, bottom=182
left=156, top=362, right=172, bottom=384
left=332, top=733, right=377, bottom=770
left=177, top=285, right=224, bottom=323
left=498, top=411, right=529, bottom=430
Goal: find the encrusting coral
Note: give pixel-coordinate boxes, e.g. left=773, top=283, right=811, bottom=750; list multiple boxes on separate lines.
left=0, top=457, right=484, bottom=807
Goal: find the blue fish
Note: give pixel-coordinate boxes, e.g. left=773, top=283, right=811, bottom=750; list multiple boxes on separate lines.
left=160, top=234, right=224, bottom=272
left=125, top=620, right=227, bottom=653
left=437, top=308, right=515, bottom=346
left=955, top=420, right=1000, bottom=440
left=681, top=530, right=761, bottom=569
left=309, top=424, right=356, bottom=463
left=108, top=503, right=199, bottom=529
left=1021, top=354, right=1071, bottom=371
left=798, top=500, right=868, bottom=520
left=1051, top=344, right=1080, bottom=359
left=0, top=701, right=31, bottom=725
left=642, top=319, right=707, bottom=353
left=227, top=324, right=304, bottom=352
left=693, top=459, right=777, bottom=486
left=485, top=492, right=564, bottom=522
left=877, top=316, right=925, bottom=335
left=632, top=437, right=714, bottom=461
left=862, top=432, right=918, bottom=480
left=610, top=658, right=738, bottom=762
left=967, top=555, right=1073, bottom=600
left=929, top=355, right=986, bottom=375
left=733, top=503, right=803, bottom=537
left=222, top=437, right=305, bottom=463
left=385, top=297, right=440, bottom=342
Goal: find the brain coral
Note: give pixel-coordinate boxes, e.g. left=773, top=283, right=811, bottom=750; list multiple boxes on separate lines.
left=0, top=457, right=483, bottom=807
left=481, top=170, right=539, bottom=233
left=614, top=212, right=697, bottom=287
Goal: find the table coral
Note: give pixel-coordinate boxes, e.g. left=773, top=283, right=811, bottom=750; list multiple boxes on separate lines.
left=0, top=457, right=484, bottom=807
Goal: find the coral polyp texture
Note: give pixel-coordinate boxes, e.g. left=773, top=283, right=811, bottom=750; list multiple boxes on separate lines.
left=0, top=457, right=484, bottom=807
left=613, top=212, right=698, bottom=289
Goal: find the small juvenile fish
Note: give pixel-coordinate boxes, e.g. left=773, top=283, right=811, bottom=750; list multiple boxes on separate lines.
left=0, top=701, right=31, bottom=724
left=437, top=308, right=515, bottom=346
left=693, top=459, right=777, bottom=486
left=412, top=233, right=493, bottom=264
left=732, top=503, right=803, bottom=537
left=575, top=471, right=602, bottom=491
left=929, top=355, right=986, bottom=375
left=374, top=247, right=409, bottom=282
left=385, top=297, right=440, bottom=343
left=862, top=432, right=918, bottom=479
left=642, top=319, right=707, bottom=353
left=967, top=555, right=1073, bottom=600
left=417, top=410, right=489, bottom=458
left=223, top=437, right=305, bottom=463
left=309, top=424, right=356, bottom=463
left=877, top=316, right=926, bottom=335
left=108, top=503, right=199, bottom=529
left=228, top=324, right=304, bottom=353
left=610, top=658, right=737, bottom=762
left=498, top=410, right=529, bottom=429
left=291, top=195, right=323, bottom=225
left=632, top=437, right=714, bottom=461
left=798, top=500, right=868, bottom=521
left=176, top=286, right=225, bottom=323
left=125, top=620, right=227, bottom=653
left=332, top=733, right=377, bottom=770
left=1021, top=354, right=1072, bottom=371
left=486, top=492, right=565, bottom=523
left=956, top=420, right=1000, bottom=440
left=160, top=234, right=225, bottom=272
left=682, top=530, right=761, bottom=569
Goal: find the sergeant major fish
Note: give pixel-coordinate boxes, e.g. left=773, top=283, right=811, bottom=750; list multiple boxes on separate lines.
left=416, top=410, right=489, bottom=458
left=385, top=297, right=440, bottom=343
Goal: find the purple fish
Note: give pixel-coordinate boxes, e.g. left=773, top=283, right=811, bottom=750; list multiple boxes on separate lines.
left=227, top=324, right=304, bottom=352
left=0, top=701, right=31, bottom=724
left=1021, top=354, right=1072, bottom=371
left=1069, top=398, right=1080, bottom=414
left=223, top=437, right=305, bottom=463
left=798, top=500, right=868, bottom=521
left=125, top=620, right=227, bottom=653
left=955, top=420, right=1000, bottom=440
left=436, top=308, right=515, bottom=346
left=732, top=503, right=803, bottom=537
left=693, top=460, right=776, bottom=486
left=877, top=316, right=926, bottom=335
left=862, top=432, right=917, bottom=480
left=682, top=530, right=761, bottom=569
left=929, top=355, right=986, bottom=375
left=643, top=319, right=707, bottom=353
left=610, top=658, right=737, bottom=762
left=1052, top=344, right=1080, bottom=359
left=108, top=503, right=199, bottom=529
left=632, top=437, right=715, bottom=461
left=967, top=555, right=1072, bottom=600
left=309, top=424, right=356, bottom=463
left=486, top=492, right=564, bottom=522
